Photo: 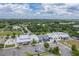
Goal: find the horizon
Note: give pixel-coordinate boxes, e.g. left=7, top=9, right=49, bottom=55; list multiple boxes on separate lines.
left=0, top=19, right=79, bottom=21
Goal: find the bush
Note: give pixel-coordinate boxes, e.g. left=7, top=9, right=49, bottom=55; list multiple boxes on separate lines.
left=53, top=46, right=60, bottom=55
left=26, top=51, right=35, bottom=56
left=49, top=48, right=53, bottom=52
left=44, top=42, right=49, bottom=48
left=31, top=39, right=37, bottom=46
left=72, top=50, right=79, bottom=56
left=71, top=45, right=79, bottom=56
left=71, top=45, right=77, bottom=51
left=0, top=44, right=4, bottom=48
left=5, top=44, right=15, bottom=48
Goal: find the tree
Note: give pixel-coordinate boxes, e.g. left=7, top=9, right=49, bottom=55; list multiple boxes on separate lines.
left=49, top=46, right=60, bottom=55
left=71, top=45, right=79, bottom=56
left=11, top=32, right=16, bottom=38
left=71, top=45, right=77, bottom=51
left=53, top=46, right=60, bottom=54
left=49, top=47, right=53, bottom=52
left=72, top=50, right=79, bottom=56
left=6, top=34, right=10, bottom=39
left=44, top=42, right=49, bottom=48
left=31, top=39, right=37, bottom=46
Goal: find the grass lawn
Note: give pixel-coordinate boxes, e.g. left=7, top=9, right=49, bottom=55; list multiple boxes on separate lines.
left=25, top=51, right=36, bottom=56
left=5, top=44, right=15, bottom=48
left=38, top=52, right=49, bottom=56
left=60, top=40, right=79, bottom=49
left=25, top=51, right=51, bottom=56
left=0, top=31, right=23, bottom=36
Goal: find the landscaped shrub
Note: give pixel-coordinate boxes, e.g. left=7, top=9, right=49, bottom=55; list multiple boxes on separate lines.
left=31, top=39, right=37, bottom=46
left=71, top=45, right=79, bottom=56
left=72, top=50, right=79, bottom=56
left=5, top=44, right=15, bottom=48
left=0, top=44, right=4, bottom=48
left=44, top=42, right=50, bottom=48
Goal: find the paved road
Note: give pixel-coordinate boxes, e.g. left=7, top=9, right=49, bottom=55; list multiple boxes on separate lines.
left=47, top=41, right=71, bottom=56
left=0, top=43, right=47, bottom=56
left=57, top=42, right=71, bottom=56
left=20, top=25, right=32, bottom=35
left=0, top=45, right=36, bottom=56
left=35, top=42, right=72, bottom=56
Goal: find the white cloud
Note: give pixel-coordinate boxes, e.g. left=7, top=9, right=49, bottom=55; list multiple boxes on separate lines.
left=40, top=3, right=79, bottom=15
left=10, top=4, right=32, bottom=15
left=0, top=3, right=32, bottom=15
left=0, top=3, right=79, bottom=19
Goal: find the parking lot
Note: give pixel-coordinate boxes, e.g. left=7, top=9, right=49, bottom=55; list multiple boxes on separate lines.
left=0, top=41, right=71, bottom=56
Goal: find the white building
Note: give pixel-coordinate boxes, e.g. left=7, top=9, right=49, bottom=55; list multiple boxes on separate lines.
left=13, top=25, right=20, bottom=30
left=47, top=32, right=70, bottom=41
left=16, top=35, right=31, bottom=44
left=37, top=35, right=50, bottom=42
left=5, top=34, right=39, bottom=45
left=16, top=34, right=39, bottom=44
left=4, top=32, right=70, bottom=46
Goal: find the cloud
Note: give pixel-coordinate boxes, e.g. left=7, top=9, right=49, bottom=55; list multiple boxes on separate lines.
left=40, top=3, right=78, bottom=15
left=0, top=3, right=79, bottom=19
left=0, top=3, right=32, bottom=15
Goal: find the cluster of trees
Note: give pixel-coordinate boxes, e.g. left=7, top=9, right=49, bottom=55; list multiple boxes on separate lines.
left=20, top=25, right=27, bottom=33
left=0, top=20, right=23, bottom=36
left=44, top=42, right=50, bottom=48
left=0, top=19, right=79, bottom=36
left=26, top=20, right=79, bottom=36
left=0, top=23, right=6, bottom=28
left=44, top=42, right=60, bottom=55
left=6, top=32, right=17, bottom=39
left=49, top=46, right=60, bottom=55
left=31, top=39, right=37, bottom=46
left=71, top=45, right=79, bottom=56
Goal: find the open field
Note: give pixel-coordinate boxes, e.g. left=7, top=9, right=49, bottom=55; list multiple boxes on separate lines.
left=0, top=31, right=23, bottom=36
left=60, top=40, right=79, bottom=49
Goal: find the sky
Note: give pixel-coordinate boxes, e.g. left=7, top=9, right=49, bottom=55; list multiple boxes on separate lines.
left=0, top=3, right=79, bottom=19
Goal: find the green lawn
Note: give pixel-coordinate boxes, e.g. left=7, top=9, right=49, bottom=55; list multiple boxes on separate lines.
left=0, top=31, right=23, bottom=36
left=5, top=44, right=15, bottom=48
left=25, top=51, right=52, bottom=56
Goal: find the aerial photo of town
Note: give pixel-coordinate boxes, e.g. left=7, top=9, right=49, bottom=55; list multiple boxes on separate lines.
left=0, top=3, right=79, bottom=56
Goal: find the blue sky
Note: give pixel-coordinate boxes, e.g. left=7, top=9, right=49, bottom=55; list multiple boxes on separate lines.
left=0, top=3, right=79, bottom=19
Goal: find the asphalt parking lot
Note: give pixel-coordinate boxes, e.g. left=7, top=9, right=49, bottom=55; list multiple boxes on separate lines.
left=0, top=44, right=46, bottom=56
left=0, top=42, right=71, bottom=56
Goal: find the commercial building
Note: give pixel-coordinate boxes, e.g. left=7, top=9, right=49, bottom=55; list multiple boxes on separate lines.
left=4, top=32, right=70, bottom=47
left=47, top=32, right=70, bottom=41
